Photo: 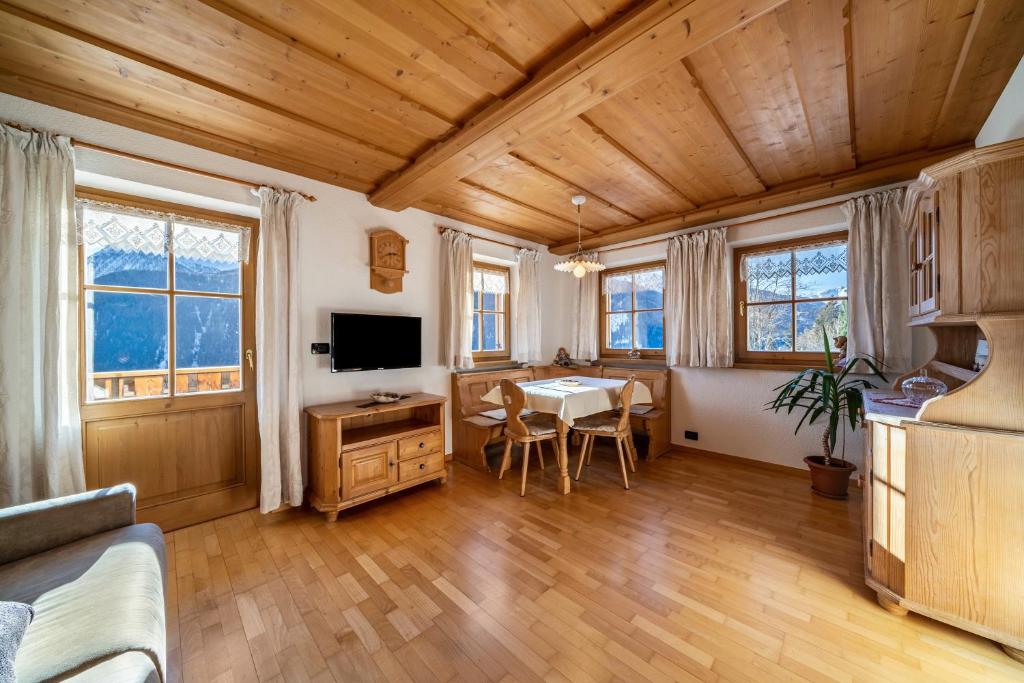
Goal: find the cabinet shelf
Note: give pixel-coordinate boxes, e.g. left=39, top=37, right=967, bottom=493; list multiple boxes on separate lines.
left=341, top=418, right=437, bottom=451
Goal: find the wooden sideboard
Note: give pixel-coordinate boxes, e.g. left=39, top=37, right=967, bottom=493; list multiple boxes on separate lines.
left=305, top=393, right=447, bottom=521
left=864, top=139, right=1024, bottom=662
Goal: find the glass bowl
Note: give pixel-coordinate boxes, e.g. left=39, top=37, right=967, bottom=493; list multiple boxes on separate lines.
left=900, top=375, right=948, bottom=404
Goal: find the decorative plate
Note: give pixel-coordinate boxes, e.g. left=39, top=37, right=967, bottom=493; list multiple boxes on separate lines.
left=558, top=379, right=581, bottom=387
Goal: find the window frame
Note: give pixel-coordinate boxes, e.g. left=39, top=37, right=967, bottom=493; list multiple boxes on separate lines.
left=732, top=230, right=849, bottom=370
left=470, top=261, right=511, bottom=363
left=76, top=187, right=258, bottom=406
left=598, top=260, right=667, bottom=360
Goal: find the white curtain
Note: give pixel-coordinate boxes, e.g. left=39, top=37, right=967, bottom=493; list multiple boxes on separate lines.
left=665, top=227, right=733, bottom=368
left=513, top=248, right=542, bottom=363
left=255, top=186, right=305, bottom=513
left=0, top=124, right=84, bottom=506
left=439, top=229, right=474, bottom=369
left=570, top=252, right=600, bottom=360
left=844, top=188, right=911, bottom=372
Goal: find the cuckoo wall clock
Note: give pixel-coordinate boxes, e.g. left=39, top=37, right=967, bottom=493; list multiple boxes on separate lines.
left=369, top=229, right=408, bottom=293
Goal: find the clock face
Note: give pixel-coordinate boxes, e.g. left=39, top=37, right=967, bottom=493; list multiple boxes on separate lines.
left=374, top=235, right=404, bottom=269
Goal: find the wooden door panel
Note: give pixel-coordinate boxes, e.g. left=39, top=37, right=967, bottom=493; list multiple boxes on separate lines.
left=868, top=422, right=906, bottom=594
left=906, top=424, right=1024, bottom=641
left=343, top=442, right=397, bottom=500
left=84, top=405, right=246, bottom=509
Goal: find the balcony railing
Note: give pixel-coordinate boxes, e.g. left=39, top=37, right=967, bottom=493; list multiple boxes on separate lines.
left=89, top=366, right=241, bottom=401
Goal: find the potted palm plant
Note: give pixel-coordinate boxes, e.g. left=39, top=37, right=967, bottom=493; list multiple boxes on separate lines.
left=767, top=329, right=887, bottom=499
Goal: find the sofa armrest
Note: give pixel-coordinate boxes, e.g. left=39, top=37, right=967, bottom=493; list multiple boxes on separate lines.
left=0, top=484, right=137, bottom=565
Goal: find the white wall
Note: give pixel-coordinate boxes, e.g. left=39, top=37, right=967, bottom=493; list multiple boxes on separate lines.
left=0, top=93, right=566, bottom=456
left=976, top=55, right=1024, bottom=147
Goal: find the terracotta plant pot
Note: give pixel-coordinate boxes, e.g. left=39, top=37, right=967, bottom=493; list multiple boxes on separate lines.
left=803, top=455, right=856, bottom=500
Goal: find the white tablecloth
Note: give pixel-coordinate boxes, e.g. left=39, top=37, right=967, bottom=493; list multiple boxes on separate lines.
left=480, top=375, right=653, bottom=427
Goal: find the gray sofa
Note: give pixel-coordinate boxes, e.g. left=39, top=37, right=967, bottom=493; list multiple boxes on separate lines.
left=0, top=484, right=166, bottom=682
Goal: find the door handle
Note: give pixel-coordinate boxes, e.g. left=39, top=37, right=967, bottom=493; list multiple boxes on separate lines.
left=245, top=349, right=254, bottom=370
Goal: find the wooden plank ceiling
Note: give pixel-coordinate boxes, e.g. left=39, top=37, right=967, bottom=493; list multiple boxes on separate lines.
left=1, top=0, right=1021, bottom=251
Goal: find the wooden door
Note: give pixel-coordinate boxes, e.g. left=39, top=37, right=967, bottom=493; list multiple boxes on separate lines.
left=343, top=442, right=398, bottom=500
left=77, top=190, right=260, bottom=531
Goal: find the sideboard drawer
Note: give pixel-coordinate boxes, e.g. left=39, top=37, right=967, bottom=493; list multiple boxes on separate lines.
left=400, top=451, right=445, bottom=482
left=399, top=429, right=442, bottom=459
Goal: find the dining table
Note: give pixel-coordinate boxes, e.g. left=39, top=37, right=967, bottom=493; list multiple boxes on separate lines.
left=480, top=375, right=653, bottom=494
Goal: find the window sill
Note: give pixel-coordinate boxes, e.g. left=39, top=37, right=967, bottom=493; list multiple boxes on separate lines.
left=471, top=358, right=515, bottom=368
left=732, top=361, right=829, bottom=372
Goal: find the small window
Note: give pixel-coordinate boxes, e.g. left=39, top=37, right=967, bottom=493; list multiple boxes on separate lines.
left=734, top=232, right=848, bottom=367
left=471, top=262, right=510, bottom=362
left=599, top=262, right=665, bottom=359
left=80, top=202, right=247, bottom=402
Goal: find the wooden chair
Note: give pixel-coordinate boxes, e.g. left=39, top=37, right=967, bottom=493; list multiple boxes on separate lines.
left=573, top=376, right=638, bottom=489
left=496, top=379, right=562, bottom=497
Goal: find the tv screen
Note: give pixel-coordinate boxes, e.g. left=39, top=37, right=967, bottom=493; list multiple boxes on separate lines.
left=331, top=313, right=421, bottom=372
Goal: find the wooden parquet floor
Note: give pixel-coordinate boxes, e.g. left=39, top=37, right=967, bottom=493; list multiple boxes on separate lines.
left=165, top=448, right=1024, bottom=682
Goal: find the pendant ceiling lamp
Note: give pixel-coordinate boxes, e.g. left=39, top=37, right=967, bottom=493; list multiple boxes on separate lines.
left=554, top=195, right=605, bottom=278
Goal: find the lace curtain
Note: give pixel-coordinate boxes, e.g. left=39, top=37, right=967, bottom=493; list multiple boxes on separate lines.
left=76, top=198, right=253, bottom=263
left=602, top=266, right=663, bottom=294
left=476, top=267, right=509, bottom=294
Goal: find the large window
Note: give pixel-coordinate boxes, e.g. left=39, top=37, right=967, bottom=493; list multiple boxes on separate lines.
left=79, top=199, right=251, bottom=402
left=471, top=262, right=510, bottom=362
left=734, top=232, right=848, bottom=367
left=599, top=262, right=665, bottom=359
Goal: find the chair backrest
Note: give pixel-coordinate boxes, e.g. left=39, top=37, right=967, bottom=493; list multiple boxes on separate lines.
left=499, top=379, right=529, bottom=438
left=616, top=376, right=637, bottom=431
left=601, top=367, right=667, bottom=409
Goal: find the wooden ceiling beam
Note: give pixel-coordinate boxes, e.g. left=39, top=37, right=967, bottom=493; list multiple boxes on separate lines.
left=506, top=152, right=640, bottom=223
left=413, top=200, right=557, bottom=246
left=548, top=143, right=972, bottom=254
left=930, top=0, right=1024, bottom=148
left=196, top=0, right=459, bottom=135
left=678, top=58, right=767, bottom=192
left=0, top=2, right=408, bottom=168
left=367, top=0, right=788, bottom=211
left=576, top=113, right=698, bottom=207
left=456, top=179, right=592, bottom=234
left=0, top=69, right=374, bottom=191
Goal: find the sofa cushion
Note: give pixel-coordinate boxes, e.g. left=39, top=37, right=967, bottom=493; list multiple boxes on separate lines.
left=61, top=651, right=161, bottom=683
left=0, top=601, right=33, bottom=682
left=0, top=523, right=166, bottom=683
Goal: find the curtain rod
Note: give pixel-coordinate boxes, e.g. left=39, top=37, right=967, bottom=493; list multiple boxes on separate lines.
left=73, top=141, right=318, bottom=202
left=435, top=225, right=533, bottom=251
left=594, top=199, right=849, bottom=254
left=3, top=121, right=317, bottom=202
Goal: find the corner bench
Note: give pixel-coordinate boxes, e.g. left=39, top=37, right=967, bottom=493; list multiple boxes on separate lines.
left=451, top=365, right=670, bottom=471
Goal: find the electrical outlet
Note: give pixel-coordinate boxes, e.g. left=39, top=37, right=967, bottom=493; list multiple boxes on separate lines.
left=684, top=430, right=699, bottom=441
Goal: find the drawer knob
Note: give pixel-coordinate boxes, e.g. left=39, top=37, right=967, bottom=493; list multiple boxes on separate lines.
left=419, top=463, right=426, bottom=470
left=389, top=460, right=395, bottom=468
left=419, top=442, right=425, bottom=449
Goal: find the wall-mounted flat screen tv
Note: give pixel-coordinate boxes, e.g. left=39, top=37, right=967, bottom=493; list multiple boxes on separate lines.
left=330, top=313, right=421, bottom=372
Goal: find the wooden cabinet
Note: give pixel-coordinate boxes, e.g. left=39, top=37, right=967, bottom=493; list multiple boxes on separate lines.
left=905, top=138, right=1024, bottom=324
left=306, top=393, right=447, bottom=521
left=865, top=139, right=1024, bottom=662
left=863, top=412, right=1024, bottom=656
